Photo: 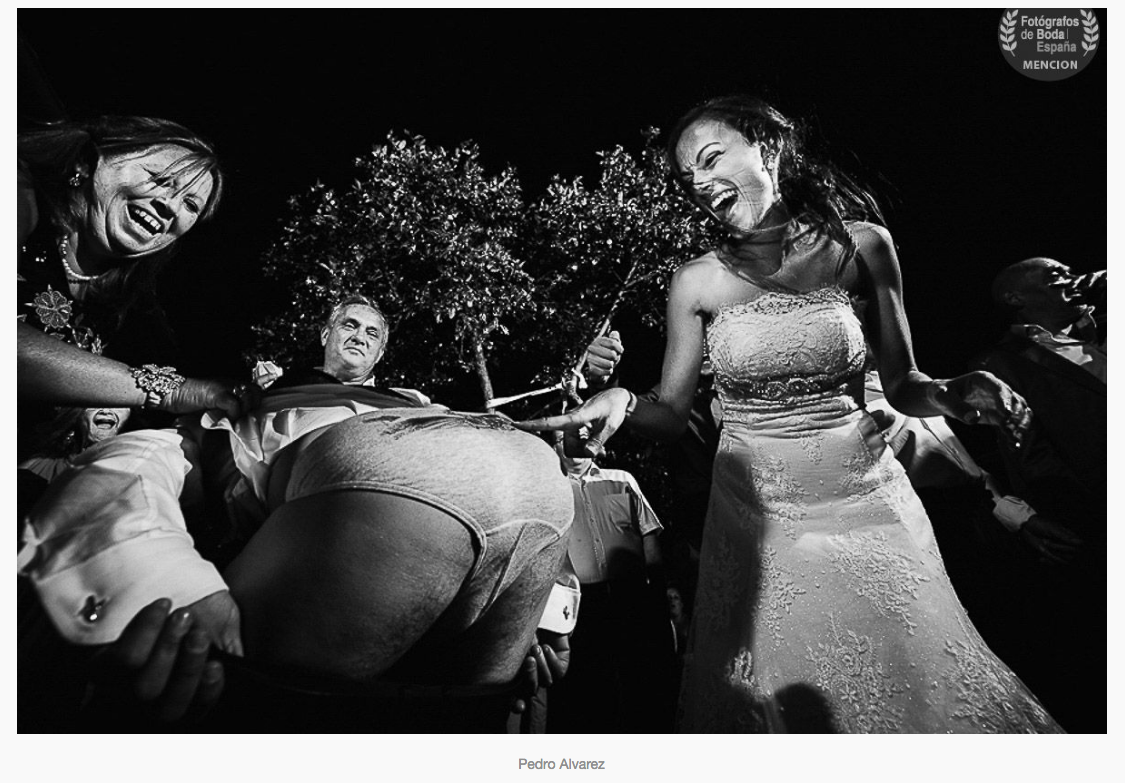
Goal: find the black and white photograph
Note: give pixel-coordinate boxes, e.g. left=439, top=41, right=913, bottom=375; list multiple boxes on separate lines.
left=14, top=5, right=1109, bottom=774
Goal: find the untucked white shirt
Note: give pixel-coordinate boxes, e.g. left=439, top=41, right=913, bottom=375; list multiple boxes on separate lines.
left=202, top=384, right=434, bottom=506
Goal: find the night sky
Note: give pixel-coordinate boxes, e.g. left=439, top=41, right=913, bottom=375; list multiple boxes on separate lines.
left=18, top=9, right=1107, bottom=387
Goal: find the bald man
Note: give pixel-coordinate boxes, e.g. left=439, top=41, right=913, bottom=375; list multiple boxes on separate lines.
left=970, top=257, right=1105, bottom=732
left=979, top=258, right=1105, bottom=514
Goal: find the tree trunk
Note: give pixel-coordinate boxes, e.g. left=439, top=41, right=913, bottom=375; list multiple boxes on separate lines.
left=473, top=339, right=494, bottom=410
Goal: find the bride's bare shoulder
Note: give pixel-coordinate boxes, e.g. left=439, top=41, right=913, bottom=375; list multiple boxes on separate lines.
left=848, top=221, right=895, bottom=254
left=672, top=249, right=724, bottom=284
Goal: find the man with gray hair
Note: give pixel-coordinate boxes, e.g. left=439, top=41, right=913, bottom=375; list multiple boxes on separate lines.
left=20, top=294, right=573, bottom=731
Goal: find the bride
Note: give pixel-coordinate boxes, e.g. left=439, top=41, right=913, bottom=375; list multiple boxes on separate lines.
left=521, top=95, right=1060, bottom=733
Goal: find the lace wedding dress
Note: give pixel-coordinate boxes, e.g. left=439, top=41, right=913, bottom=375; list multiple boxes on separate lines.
left=678, top=287, right=1060, bottom=733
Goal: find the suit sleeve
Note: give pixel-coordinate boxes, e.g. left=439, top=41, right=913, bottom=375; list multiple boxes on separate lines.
left=974, top=350, right=1091, bottom=522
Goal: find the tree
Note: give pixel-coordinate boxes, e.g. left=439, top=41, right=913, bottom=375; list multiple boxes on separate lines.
left=497, top=128, right=717, bottom=413
left=251, top=128, right=716, bottom=418
left=251, top=132, right=533, bottom=407
left=248, top=127, right=721, bottom=537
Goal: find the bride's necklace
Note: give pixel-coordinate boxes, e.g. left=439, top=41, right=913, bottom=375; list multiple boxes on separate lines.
left=57, top=234, right=102, bottom=283
left=731, top=217, right=796, bottom=244
left=720, top=220, right=813, bottom=294
left=726, top=198, right=796, bottom=244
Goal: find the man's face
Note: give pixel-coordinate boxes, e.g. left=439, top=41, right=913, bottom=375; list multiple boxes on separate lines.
left=1016, top=260, right=1086, bottom=324
left=320, top=304, right=388, bottom=383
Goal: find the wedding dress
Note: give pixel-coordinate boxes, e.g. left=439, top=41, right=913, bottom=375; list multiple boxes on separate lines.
left=677, top=286, right=1060, bottom=733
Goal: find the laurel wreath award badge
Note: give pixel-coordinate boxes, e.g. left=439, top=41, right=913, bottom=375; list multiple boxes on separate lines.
left=999, top=8, right=1100, bottom=81
left=1080, top=9, right=1100, bottom=57
left=999, top=10, right=1019, bottom=56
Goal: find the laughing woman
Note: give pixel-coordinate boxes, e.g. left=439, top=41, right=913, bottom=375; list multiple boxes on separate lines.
left=18, top=115, right=253, bottom=448
left=522, top=96, right=1060, bottom=733
left=17, top=116, right=251, bottom=728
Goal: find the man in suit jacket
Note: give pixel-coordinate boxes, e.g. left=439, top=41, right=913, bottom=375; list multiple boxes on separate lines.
left=977, top=258, right=1105, bottom=539
left=971, top=257, right=1106, bottom=732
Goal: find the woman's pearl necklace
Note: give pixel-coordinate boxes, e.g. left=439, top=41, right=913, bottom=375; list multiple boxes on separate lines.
left=57, top=234, right=102, bottom=283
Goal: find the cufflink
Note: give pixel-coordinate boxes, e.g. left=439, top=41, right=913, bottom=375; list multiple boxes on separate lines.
left=81, top=595, right=106, bottom=623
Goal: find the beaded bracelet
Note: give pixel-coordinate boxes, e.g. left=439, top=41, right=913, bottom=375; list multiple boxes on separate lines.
left=129, top=364, right=185, bottom=410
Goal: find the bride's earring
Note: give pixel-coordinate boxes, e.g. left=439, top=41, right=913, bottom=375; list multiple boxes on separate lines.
left=760, top=145, right=772, bottom=168
left=764, top=151, right=780, bottom=190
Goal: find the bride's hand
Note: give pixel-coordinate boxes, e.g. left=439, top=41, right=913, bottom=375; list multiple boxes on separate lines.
left=930, top=371, right=1032, bottom=448
left=515, top=387, right=633, bottom=457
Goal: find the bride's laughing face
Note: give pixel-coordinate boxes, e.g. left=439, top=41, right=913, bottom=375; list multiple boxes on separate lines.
left=674, top=119, right=780, bottom=237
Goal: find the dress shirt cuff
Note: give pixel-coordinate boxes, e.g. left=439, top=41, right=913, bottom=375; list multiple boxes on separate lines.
left=992, top=495, right=1036, bottom=533
left=538, top=579, right=581, bottom=634
left=30, top=536, right=228, bottom=646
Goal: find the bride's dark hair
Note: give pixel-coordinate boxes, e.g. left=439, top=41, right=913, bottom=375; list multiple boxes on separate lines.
left=666, top=95, right=884, bottom=254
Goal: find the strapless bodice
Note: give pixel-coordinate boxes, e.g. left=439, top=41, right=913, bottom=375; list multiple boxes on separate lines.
left=706, top=287, right=867, bottom=422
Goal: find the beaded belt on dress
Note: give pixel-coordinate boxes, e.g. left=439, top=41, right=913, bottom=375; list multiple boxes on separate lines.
left=719, top=374, right=862, bottom=424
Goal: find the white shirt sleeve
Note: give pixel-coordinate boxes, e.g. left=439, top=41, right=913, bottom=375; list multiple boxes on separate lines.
left=18, top=429, right=227, bottom=645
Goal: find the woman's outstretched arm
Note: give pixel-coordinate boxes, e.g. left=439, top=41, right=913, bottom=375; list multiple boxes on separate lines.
left=517, top=259, right=708, bottom=454
left=18, top=321, right=150, bottom=406
left=18, top=322, right=253, bottom=417
left=858, top=223, right=1030, bottom=446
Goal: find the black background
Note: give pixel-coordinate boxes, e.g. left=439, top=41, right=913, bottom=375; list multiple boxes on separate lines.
left=18, top=9, right=1107, bottom=387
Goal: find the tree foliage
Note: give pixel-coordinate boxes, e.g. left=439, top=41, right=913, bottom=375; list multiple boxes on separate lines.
left=252, top=132, right=532, bottom=405
left=251, top=128, right=716, bottom=413
left=514, top=128, right=718, bottom=397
